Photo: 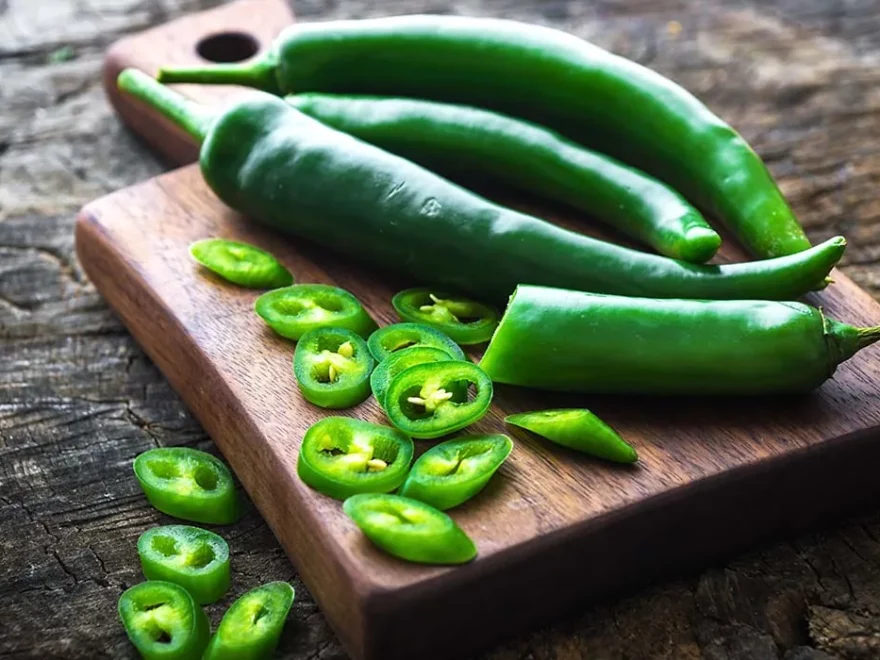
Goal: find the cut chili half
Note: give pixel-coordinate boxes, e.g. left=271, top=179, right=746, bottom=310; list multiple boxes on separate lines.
left=384, top=361, right=493, bottom=439
left=204, top=582, right=295, bottom=660
left=343, top=493, right=477, bottom=565
left=297, top=417, right=414, bottom=500
left=254, top=284, right=377, bottom=341
left=118, top=580, right=210, bottom=660
left=399, top=434, right=512, bottom=510
left=133, top=447, right=240, bottom=525
left=293, top=327, right=374, bottom=409
left=392, top=288, right=500, bottom=345
left=367, top=322, right=465, bottom=362
left=190, top=238, right=293, bottom=289
left=137, top=525, right=231, bottom=605
left=370, top=346, right=455, bottom=409
left=506, top=409, right=638, bottom=463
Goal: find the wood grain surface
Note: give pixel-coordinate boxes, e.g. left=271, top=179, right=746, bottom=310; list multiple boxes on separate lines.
left=70, top=1, right=880, bottom=658
left=7, top=1, right=880, bottom=659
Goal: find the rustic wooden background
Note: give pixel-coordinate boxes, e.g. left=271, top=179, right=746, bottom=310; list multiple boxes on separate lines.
left=2, top=0, right=880, bottom=658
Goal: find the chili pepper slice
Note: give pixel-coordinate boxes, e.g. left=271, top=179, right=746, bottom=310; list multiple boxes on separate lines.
left=391, top=288, right=499, bottom=345
left=343, top=493, right=477, bottom=564
left=506, top=409, right=637, bottom=463
left=137, top=525, right=231, bottom=604
left=384, top=361, right=493, bottom=439
left=189, top=238, right=292, bottom=289
left=254, top=284, right=377, bottom=341
left=133, top=448, right=240, bottom=525
left=398, top=434, right=512, bottom=510
left=370, top=346, right=455, bottom=409
left=297, top=417, right=414, bottom=500
left=204, top=582, right=295, bottom=660
left=118, top=580, right=210, bottom=660
left=367, top=323, right=465, bottom=362
left=293, top=327, right=374, bottom=409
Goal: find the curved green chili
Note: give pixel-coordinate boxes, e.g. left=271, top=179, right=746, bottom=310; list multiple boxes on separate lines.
left=189, top=238, right=292, bottom=288
left=370, top=346, right=455, bottom=408
left=157, top=15, right=809, bottom=261
left=117, top=70, right=844, bottom=304
left=293, top=327, right=374, bottom=408
left=398, top=434, right=512, bottom=510
left=204, top=582, right=295, bottom=660
left=254, top=284, right=376, bottom=341
left=481, top=285, right=880, bottom=395
left=343, top=493, right=477, bottom=564
left=138, top=525, right=231, bottom=604
left=506, top=409, right=637, bottom=463
left=392, top=288, right=499, bottom=345
left=367, top=323, right=465, bottom=361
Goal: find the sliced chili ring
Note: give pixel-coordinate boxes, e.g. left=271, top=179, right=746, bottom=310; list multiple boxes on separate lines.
left=190, top=238, right=293, bottom=289
left=392, top=288, right=499, bottom=345
left=343, top=493, right=477, bottom=565
left=297, top=417, right=414, bottom=500
left=384, top=361, right=493, bottom=439
left=133, top=447, right=240, bottom=525
left=204, top=582, right=295, bottom=660
left=369, top=346, right=455, bottom=408
left=254, top=284, right=377, bottom=341
left=398, top=434, right=512, bottom=510
left=367, top=322, right=465, bottom=362
left=118, top=580, right=210, bottom=660
left=137, top=525, right=231, bottom=605
left=293, top=327, right=374, bottom=409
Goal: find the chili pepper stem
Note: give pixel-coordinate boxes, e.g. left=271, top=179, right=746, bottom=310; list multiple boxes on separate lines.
left=856, top=326, right=880, bottom=351
left=157, top=56, right=281, bottom=95
left=117, top=68, right=213, bottom=143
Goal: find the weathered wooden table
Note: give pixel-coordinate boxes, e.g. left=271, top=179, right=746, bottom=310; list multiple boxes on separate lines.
left=2, top=1, right=880, bottom=658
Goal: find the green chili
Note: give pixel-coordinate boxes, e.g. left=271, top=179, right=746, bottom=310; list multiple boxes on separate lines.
left=343, top=493, right=477, bottom=564
left=293, top=327, right=374, bottom=408
left=254, top=284, right=377, bottom=341
left=297, top=417, right=414, bottom=500
left=392, top=288, right=499, bottom=345
left=481, top=285, right=880, bottom=395
left=367, top=323, right=465, bottom=361
left=398, top=434, right=512, bottom=510
left=137, top=525, right=231, bottom=604
left=506, top=409, right=636, bottom=463
left=118, top=581, right=210, bottom=660
left=189, top=238, right=292, bottom=288
left=133, top=447, right=240, bottom=525
left=384, top=361, right=493, bottom=439
left=117, top=70, right=844, bottom=304
left=204, top=582, right=295, bottom=660
left=370, top=346, right=455, bottom=408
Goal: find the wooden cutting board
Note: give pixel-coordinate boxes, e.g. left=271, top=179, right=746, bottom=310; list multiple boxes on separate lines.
left=78, top=1, right=880, bottom=658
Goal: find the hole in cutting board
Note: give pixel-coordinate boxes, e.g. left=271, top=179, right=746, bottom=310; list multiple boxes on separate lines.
left=197, top=32, right=259, bottom=63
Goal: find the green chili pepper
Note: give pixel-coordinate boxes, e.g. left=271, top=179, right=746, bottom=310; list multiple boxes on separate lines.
left=343, top=493, right=477, bottom=564
left=290, top=94, right=720, bottom=263
left=254, top=283, right=376, bottom=341
left=297, top=417, right=414, bottom=500
left=481, top=285, right=880, bottom=395
left=384, top=361, right=493, bottom=439
left=137, top=525, right=231, bottom=604
left=293, top=327, right=374, bottom=408
left=398, top=434, right=512, bottom=510
left=367, top=323, right=465, bottom=361
left=391, top=288, right=499, bottom=345
left=370, top=346, right=455, bottom=408
left=133, top=447, right=240, bottom=525
left=505, top=409, right=636, bottom=463
left=157, top=15, right=811, bottom=262
left=189, top=238, right=292, bottom=289
left=204, top=582, right=295, bottom=660
left=117, top=70, right=845, bottom=304
left=118, top=580, right=210, bottom=660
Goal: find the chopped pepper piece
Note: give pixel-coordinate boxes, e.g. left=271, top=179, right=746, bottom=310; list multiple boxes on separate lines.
left=189, top=238, right=292, bottom=289
left=133, top=447, right=240, bottom=525
left=254, top=284, right=377, bottom=341
left=343, top=493, right=477, bottom=564
left=392, top=288, right=499, bottom=344
left=204, top=582, right=295, bottom=660
left=137, top=525, right=231, bottom=604
left=118, top=580, right=210, bottom=660
left=369, top=346, right=455, bottom=408
left=367, top=322, right=465, bottom=362
left=293, top=327, right=374, bottom=408
left=506, top=409, right=637, bottom=463
left=297, top=417, right=414, bottom=500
